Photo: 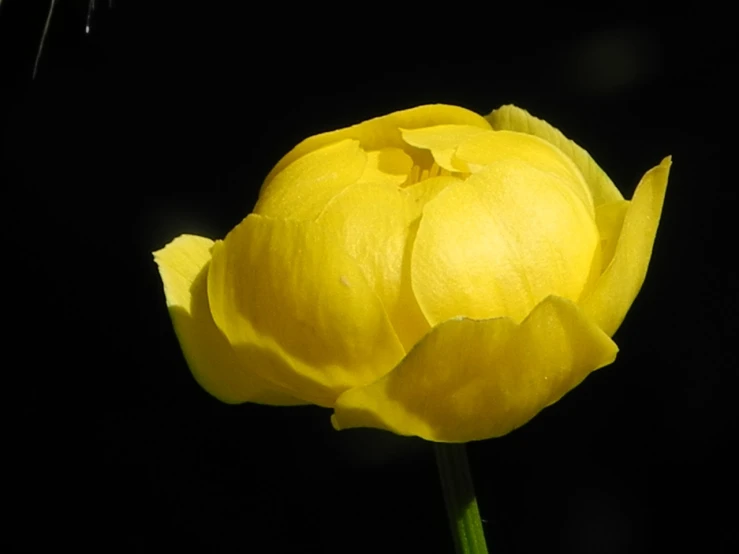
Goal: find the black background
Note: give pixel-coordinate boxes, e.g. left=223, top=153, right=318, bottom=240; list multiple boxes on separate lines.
left=3, top=2, right=736, bottom=552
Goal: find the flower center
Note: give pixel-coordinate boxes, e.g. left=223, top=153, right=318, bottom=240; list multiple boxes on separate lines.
left=404, top=162, right=454, bottom=186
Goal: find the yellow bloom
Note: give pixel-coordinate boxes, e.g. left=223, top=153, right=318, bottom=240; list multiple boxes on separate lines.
left=154, top=105, right=670, bottom=442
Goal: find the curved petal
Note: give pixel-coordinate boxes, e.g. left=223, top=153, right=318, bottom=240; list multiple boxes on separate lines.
left=262, top=105, right=492, bottom=188
left=594, top=199, right=630, bottom=272
left=254, top=139, right=367, bottom=220
left=486, top=105, right=624, bottom=206
left=317, top=184, right=424, bottom=350
left=332, top=296, right=618, bottom=442
left=207, top=214, right=406, bottom=407
left=412, top=160, right=599, bottom=326
left=315, top=176, right=461, bottom=351
left=453, top=130, right=594, bottom=214
left=580, top=157, right=671, bottom=336
left=400, top=125, right=491, bottom=172
left=153, top=235, right=304, bottom=405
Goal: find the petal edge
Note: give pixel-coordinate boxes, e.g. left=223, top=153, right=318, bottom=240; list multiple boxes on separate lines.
left=486, top=105, right=624, bottom=206
left=333, top=296, right=618, bottom=442
left=579, top=157, right=672, bottom=336
left=208, top=215, right=406, bottom=407
left=154, top=235, right=304, bottom=405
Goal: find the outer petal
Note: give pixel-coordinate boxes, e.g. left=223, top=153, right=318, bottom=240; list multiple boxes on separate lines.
left=579, top=157, right=671, bottom=336
left=262, top=105, right=492, bottom=188
left=207, top=215, right=406, bottom=407
left=153, top=235, right=304, bottom=405
left=486, top=105, right=624, bottom=206
left=412, top=160, right=599, bottom=325
left=254, top=139, right=367, bottom=220
left=332, top=296, right=618, bottom=442
left=594, top=200, right=630, bottom=272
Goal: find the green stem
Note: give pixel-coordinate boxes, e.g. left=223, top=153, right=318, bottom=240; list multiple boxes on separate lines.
left=434, top=443, right=489, bottom=554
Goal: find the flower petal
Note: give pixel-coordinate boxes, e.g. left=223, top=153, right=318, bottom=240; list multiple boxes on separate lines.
left=207, top=215, right=406, bottom=407
left=594, top=199, right=630, bottom=272
left=263, top=105, right=492, bottom=188
left=315, top=177, right=461, bottom=351
left=579, top=157, right=671, bottom=336
left=412, top=160, right=599, bottom=326
left=332, top=296, right=618, bottom=442
left=486, top=105, right=624, bottom=206
left=254, top=139, right=366, bottom=220
left=317, top=184, right=425, bottom=351
left=153, top=235, right=304, bottom=405
left=356, top=147, right=415, bottom=187
left=400, top=125, right=491, bottom=172
left=453, top=130, right=594, bottom=214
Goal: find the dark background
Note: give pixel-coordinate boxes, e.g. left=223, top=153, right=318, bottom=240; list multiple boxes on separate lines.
left=3, top=2, right=735, bottom=552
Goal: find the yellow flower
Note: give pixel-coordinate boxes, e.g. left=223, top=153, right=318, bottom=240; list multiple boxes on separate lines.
left=154, top=105, right=670, bottom=442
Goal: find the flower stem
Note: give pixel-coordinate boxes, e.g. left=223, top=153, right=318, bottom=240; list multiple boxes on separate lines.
left=434, top=443, right=489, bottom=554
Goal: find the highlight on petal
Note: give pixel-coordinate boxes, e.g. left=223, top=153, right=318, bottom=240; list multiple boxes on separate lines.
left=263, top=105, right=492, bottom=188
left=579, top=157, right=672, bottom=336
left=332, top=296, right=619, bottom=442
left=207, top=214, right=406, bottom=407
left=412, top=159, right=599, bottom=326
left=153, top=235, right=304, bottom=405
left=254, top=139, right=367, bottom=220
left=486, top=105, right=624, bottom=206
